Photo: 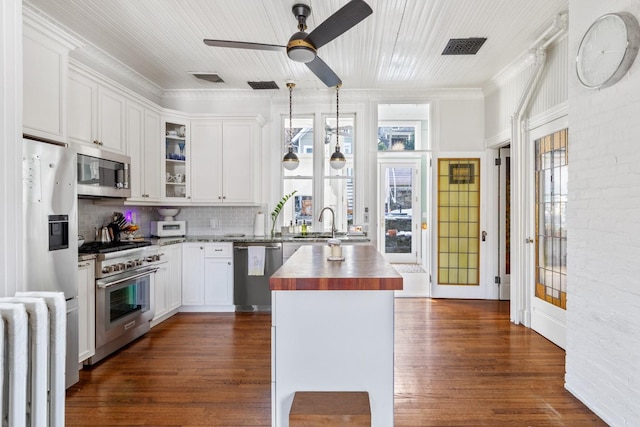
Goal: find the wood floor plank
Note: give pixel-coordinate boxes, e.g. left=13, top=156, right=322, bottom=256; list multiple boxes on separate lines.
left=66, top=300, right=606, bottom=426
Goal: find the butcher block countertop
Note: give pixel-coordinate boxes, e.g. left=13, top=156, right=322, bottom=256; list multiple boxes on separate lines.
left=270, top=244, right=403, bottom=291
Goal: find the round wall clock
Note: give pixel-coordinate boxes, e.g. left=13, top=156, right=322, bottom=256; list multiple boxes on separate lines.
left=576, top=12, right=640, bottom=89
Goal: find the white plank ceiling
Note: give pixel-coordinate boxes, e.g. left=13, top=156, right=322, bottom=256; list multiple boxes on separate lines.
left=25, top=0, right=568, bottom=92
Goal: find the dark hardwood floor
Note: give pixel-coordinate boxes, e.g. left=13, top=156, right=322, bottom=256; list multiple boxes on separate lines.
left=66, top=299, right=606, bottom=426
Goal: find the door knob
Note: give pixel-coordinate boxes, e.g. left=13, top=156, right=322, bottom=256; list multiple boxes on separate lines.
left=525, top=237, right=534, bottom=244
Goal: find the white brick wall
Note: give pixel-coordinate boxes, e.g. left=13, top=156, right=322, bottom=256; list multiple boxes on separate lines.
left=567, top=1, right=640, bottom=425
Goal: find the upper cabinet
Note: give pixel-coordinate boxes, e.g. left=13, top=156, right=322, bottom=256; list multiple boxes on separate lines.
left=163, top=117, right=190, bottom=200
left=190, top=119, right=259, bottom=204
left=68, top=64, right=127, bottom=154
left=128, top=104, right=162, bottom=202
left=23, top=14, right=81, bottom=143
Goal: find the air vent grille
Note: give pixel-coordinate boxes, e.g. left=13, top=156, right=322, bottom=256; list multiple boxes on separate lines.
left=247, top=81, right=279, bottom=90
left=442, top=38, right=487, bottom=55
left=191, top=73, right=225, bottom=83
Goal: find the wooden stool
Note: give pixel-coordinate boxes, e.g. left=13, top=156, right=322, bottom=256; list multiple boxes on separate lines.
left=289, top=391, right=371, bottom=426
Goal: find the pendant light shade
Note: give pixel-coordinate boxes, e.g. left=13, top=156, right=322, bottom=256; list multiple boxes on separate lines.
left=329, top=84, right=346, bottom=170
left=282, top=82, right=299, bottom=171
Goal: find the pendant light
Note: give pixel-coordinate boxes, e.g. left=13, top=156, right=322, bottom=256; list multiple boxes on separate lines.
left=282, top=82, right=299, bottom=171
left=329, top=83, right=346, bottom=170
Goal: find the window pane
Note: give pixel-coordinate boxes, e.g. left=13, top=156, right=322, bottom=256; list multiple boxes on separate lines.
left=282, top=178, right=312, bottom=229
left=378, top=125, right=416, bottom=151
left=324, top=115, right=354, bottom=176
left=284, top=116, right=314, bottom=177
left=322, top=176, right=354, bottom=232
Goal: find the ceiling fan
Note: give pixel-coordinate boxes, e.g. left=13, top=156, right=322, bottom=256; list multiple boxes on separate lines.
left=203, top=0, right=373, bottom=87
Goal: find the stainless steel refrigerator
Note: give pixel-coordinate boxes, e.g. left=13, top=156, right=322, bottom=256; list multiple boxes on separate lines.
left=23, top=137, right=79, bottom=388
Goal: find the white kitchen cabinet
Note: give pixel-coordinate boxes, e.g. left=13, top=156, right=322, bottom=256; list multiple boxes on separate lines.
left=128, top=104, right=162, bottom=201
left=23, top=19, right=78, bottom=143
left=77, top=259, right=95, bottom=363
left=181, top=242, right=234, bottom=312
left=68, top=65, right=127, bottom=154
left=190, top=119, right=257, bottom=204
left=152, top=244, right=183, bottom=326
left=167, top=243, right=183, bottom=311
left=162, top=117, right=189, bottom=200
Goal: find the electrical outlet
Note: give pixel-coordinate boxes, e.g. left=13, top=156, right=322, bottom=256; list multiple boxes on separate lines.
left=210, top=218, right=219, bottom=229
left=131, top=212, right=137, bottom=224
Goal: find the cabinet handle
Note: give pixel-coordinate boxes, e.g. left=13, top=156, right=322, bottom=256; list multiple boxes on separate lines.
left=78, top=262, right=91, bottom=268
left=223, top=196, right=226, bottom=200
left=228, top=262, right=231, bottom=265
left=218, top=196, right=222, bottom=200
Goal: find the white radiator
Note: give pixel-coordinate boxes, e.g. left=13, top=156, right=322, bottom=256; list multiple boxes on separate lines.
left=0, top=292, right=67, bottom=427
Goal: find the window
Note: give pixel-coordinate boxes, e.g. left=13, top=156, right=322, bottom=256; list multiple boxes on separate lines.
left=282, top=114, right=356, bottom=233
left=378, top=121, right=422, bottom=151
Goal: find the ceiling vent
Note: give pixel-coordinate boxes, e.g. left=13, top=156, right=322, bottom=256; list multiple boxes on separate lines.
left=247, top=81, right=280, bottom=90
left=190, top=72, right=225, bottom=83
left=442, top=38, right=487, bottom=55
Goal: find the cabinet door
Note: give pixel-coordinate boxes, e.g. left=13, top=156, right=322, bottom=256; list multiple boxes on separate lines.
left=182, top=244, right=204, bottom=305
left=190, top=120, right=223, bottom=202
left=153, top=262, right=169, bottom=321
left=127, top=102, right=145, bottom=199
left=77, top=260, right=95, bottom=362
left=68, top=70, right=98, bottom=146
left=97, top=86, right=126, bottom=154
left=222, top=121, right=255, bottom=203
left=143, top=110, right=162, bottom=200
left=204, top=258, right=233, bottom=306
left=167, top=244, right=183, bottom=310
left=23, top=28, right=67, bottom=142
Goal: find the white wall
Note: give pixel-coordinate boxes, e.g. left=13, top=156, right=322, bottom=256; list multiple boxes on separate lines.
left=0, top=0, right=23, bottom=298
left=436, top=97, right=485, bottom=151
left=566, top=1, right=640, bottom=425
left=485, top=36, right=569, bottom=143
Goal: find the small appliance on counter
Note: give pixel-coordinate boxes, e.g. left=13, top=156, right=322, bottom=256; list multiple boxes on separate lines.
left=150, top=208, right=186, bottom=237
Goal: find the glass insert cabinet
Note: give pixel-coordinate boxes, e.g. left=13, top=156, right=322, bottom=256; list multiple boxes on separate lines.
left=164, top=120, right=188, bottom=199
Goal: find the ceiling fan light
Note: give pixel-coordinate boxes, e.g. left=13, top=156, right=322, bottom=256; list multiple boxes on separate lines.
left=287, top=46, right=316, bottom=63
left=287, top=35, right=317, bottom=63
left=282, top=146, right=300, bottom=171
left=330, top=147, right=346, bottom=170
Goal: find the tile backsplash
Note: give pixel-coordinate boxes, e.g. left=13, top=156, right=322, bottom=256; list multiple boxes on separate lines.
left=78, top=199, right=268, bottom=241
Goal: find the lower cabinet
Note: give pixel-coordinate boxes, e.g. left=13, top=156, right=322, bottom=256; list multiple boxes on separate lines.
left=152, top=244, right=182, bottom=326
left=77, top=259, right=95, bottom=363
left=181, top=242, right=234, bottom=312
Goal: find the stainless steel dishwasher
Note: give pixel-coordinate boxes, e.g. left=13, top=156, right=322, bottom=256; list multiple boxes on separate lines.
left=233, top=242, right=283, bottom=311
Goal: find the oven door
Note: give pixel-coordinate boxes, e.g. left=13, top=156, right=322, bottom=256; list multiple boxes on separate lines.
left=95, top=267, right=157, bottom=347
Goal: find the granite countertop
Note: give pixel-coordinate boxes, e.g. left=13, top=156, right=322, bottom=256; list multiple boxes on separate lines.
left=270, top=245, right=402, bottom=291
left=152, top=233, right=370, bottom=246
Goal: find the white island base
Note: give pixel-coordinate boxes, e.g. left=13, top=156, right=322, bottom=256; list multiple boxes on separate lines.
left=271, top=289, right=395, bottom=427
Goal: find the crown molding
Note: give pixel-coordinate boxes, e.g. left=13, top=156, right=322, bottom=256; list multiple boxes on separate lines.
left=23, top=2, right=84, bottom=49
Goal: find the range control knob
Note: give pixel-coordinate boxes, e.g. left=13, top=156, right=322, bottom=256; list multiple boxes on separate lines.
left=118, top=262, right=127, bottom=271
left=146, top=256, right=154, bottom=262
left=126, top=261, right=134, bottom=269
left=102, top=265, right=114, bottom=274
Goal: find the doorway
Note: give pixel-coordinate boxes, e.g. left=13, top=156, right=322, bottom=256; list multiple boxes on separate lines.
left=498, top=147, right=511, bottom=300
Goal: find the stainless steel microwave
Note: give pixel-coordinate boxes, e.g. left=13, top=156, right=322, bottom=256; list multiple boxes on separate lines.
left=74, top=144, right=131, bottom=198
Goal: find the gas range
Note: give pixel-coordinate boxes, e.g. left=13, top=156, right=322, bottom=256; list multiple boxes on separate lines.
left=80, top=241, right=164, bottom=279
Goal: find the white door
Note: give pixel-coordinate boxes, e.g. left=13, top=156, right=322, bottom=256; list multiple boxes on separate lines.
left=499, top=147, right=511, bottom=300
left=529, top=120, right=568, bottom=349
left=378, top=160, right=420, bottom=263
left=431, top=153, right=490, bottom=298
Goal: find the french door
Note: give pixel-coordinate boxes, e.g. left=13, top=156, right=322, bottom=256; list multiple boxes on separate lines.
left=378, top=160, right=420, bottom=263
left=529, top=121, right=568, bottom=349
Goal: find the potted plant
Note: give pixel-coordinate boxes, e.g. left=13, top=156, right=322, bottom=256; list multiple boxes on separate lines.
left=271, top=190, right=297, bottom=237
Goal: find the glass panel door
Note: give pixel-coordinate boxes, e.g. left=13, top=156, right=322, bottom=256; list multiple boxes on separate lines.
left=530, top=125, right=568, bottom=349
left=378, top=160, right=419, bottom=263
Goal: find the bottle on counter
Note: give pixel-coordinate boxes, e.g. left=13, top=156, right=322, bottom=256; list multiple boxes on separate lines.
left=295, top=220, right=300, bottom=234
left=289, top=220, right=294, bottom=234
left=301, top=220, right=307, bottom=236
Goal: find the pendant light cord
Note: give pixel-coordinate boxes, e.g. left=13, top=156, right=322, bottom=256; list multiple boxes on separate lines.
left=287, top=82, right=295, bottom=149
left=336, top=83, right=341, bottom=150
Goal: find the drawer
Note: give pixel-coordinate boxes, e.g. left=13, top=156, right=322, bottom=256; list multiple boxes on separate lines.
left=204, top=243, right=232, bottom=258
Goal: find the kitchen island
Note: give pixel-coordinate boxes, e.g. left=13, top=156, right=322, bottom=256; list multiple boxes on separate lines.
left=270, top=244, right=402, bottom=427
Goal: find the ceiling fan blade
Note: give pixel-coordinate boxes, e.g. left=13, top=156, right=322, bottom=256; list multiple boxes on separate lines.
left=305, top=0, right=373, bottom=49
left=306, top=56, right=342, bottom=87
left=203, top=39, right=285, bottom=52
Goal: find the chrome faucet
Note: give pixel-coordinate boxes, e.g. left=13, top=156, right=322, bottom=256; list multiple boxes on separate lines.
left=318, top=207, right=338, bottom=238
